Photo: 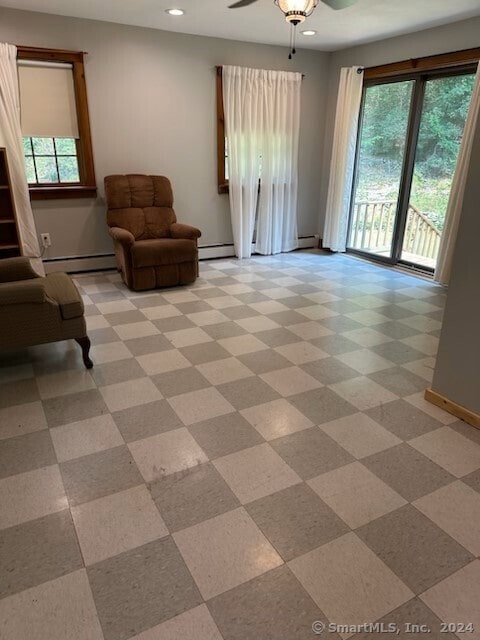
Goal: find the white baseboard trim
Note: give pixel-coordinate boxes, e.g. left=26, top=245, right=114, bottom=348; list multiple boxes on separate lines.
left=44, top=255, right=116, bottom=273
left=43, top=237, right=317, bottom=273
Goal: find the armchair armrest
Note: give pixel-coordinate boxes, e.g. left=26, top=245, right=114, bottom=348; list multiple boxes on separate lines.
left=0, top=279, right=47, bottom=305
left=170, top=223, right=201, bottom=240
left=109, top=227, right=135, bottom=247
left=0, top=257, right=40, bottom=283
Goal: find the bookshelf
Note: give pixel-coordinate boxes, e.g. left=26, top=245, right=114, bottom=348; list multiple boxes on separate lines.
left=0, top=148, right=21, bottom=259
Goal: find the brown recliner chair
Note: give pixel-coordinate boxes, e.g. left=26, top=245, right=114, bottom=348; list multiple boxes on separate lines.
left=105, top=174, right=201, bottom=291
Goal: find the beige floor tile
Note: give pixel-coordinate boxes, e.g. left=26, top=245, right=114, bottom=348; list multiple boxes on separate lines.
left=36, top=369, right=96, bottom=399
left=86, top=315, right=110, bottom=330
left=336, top=349, right=393, bottom=374
left=414, top=481, right=480, bottom=556
left=173, top=507, right=282, bottom=599
left=141, top=304, right=182, bottom=320
left=341, top=327, right=393, bottom=347
left=50, top=414, right=124, bottom=462
left=161, top=290, right=198, bottom=303
left=401, top=334, right=439, bottom=357
left=249, top=300, right=289, bottom=315
left=90, top=342, right=133, bottom=364
left=330, top=376, right=398, bottom=411
left=404, top=392, right=457, bottom=424
left=0, top=569, right=104, bottom=640
left=297, top=305, right=338, bottom=320
left=240, top=399, right=313, bottom=440
left=421, top=561, right=480, bottom=636
left=71, top=485, right=168, bottom=565
left=308, top=462, right=407, bottom=528
left=289, top=532, right=413, bottom=639
left=137, top=349, right=191, bottom=375
left=165, top=327, right=213, bottom=348
left=100, top=377, right=162, bottom=412
left=409, top=427, right=480, bottom=478
left=114, top=321, right=160, bottom=341
left=0, top=401, right=47, bottom=441
left=219, top=334, right=269, bottom=356
left=213, top=443, right=301, bottom=504
left=402, top=357, right=435, bottom=382
left=0, top=465, right=67, bottom=530
left=96, top=300, right=136, bottom=314
left=206, top=296, right=243, bottom=309
left=286, top=321, right=333, bottom=340
left=168, top=387, right=235, bottom=425
left=129, top=427, right=208, bottom=482
left=320, top=413, right=401, bottom=459
left=196, top=357, right=254, bottom=385
left=187, top=310, right=229, bottom=326
left=275, top=341, right=329, bottom=365
left=132, top=604, right=223, bottom=640
left=260, top=366, right=322, bottom=397
left=235, top=316, right=281, bottom=333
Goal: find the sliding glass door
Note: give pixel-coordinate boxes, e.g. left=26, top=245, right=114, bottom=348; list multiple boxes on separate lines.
left=347, top=68, right=475, bottom=271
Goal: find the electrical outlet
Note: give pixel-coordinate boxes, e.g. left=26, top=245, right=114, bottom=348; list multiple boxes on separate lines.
left=41, top=233, right=51, bottom=248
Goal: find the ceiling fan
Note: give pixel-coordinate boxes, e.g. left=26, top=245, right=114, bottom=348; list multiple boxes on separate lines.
left=228, top=0, right=358, bottom=57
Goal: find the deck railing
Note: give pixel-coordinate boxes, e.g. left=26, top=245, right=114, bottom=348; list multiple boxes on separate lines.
left=350, top=200, right=442, bottom=262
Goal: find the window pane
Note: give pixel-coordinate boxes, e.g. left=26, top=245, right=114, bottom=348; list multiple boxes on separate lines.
left=23, top=137, right=32, bottom=155
left=55, top=138, right=77, bottom=156
left=36, top=157, right=59, bottom=183
left=58, top=156, right=80, bottom=183
left=32, top=137, right=55, bottom=155
left=24, top=156, right=36, bottom=183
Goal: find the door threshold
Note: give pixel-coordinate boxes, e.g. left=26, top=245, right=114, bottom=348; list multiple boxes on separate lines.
left=345, top=251, right=436, bottom=283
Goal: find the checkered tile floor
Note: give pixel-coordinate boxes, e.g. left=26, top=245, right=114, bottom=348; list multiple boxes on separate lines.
left=1, top=250, right=480, bottom=640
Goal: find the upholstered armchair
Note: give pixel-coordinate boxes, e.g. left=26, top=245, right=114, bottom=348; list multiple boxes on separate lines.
left=104, top=174, right=201, bottom=291
left=0, top=257, right=92, bottom=368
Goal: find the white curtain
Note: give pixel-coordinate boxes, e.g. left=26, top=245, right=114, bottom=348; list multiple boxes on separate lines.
left=323, top=66, right=364, bottom=252
left=434, top=63, right=480, bottom=285
left=0, top=43, right=43, bottom=274
left=223, top=65, right=301, bottom=258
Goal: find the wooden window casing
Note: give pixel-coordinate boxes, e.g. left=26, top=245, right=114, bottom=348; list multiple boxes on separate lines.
left=216, top=66, right=229, bottom=194
left=17, top=46, right=96, bottom=200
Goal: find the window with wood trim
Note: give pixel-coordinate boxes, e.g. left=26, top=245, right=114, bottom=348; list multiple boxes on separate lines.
left=17, top=46, right=96, bottom=200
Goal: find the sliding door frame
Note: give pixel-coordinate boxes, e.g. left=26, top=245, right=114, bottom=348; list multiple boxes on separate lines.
left=346, top=56, right=478, bottom=272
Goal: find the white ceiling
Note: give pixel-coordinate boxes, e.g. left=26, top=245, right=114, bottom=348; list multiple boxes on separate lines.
left=2, top=0, right=480, bottom=51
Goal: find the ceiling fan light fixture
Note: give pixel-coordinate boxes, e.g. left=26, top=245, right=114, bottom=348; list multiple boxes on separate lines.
left=274, top=0, right=318, bottom=24
left=165, top=8, right=185, bottom=16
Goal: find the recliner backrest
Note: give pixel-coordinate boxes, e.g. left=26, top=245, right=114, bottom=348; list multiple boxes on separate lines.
left=105, top=174, right=177, bottom=240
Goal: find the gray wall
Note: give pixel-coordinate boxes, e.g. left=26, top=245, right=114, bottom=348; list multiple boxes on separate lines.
left=0, top=7, right=330, bottom=259
left=319, top=16, right=480, bottom=233
left=431, top=110, right=480, bottom=415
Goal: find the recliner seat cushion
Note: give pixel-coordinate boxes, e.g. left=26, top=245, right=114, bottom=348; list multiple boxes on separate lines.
left=131, top=239, right=197, bottom=269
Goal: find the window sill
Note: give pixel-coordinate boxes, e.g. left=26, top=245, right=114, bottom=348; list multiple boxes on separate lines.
left=29, top=185, right=97, bottom=200
left=218, top=182, right=229, bottom=195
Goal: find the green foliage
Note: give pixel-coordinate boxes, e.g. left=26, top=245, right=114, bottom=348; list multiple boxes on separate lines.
left=355, top=73, right=475, bottom=228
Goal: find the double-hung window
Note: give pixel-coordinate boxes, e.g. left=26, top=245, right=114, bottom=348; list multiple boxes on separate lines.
left=17, top=46, right=96, bottom=199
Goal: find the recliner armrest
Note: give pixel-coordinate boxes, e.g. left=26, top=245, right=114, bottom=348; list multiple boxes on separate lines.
left=109, top=227, right=135, bottom=247
left=44, top=273, right=84, bottom=320
left=170, top=223, right=201, bottom=240
left=0, top=279, right=47, bottom=305
left=0, top=257, right=40, bottom=283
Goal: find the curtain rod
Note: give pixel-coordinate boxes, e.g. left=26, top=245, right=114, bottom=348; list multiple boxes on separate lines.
left=216, top=65, right=305, bottom=78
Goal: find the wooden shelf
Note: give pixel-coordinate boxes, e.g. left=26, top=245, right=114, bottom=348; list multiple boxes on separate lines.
left=0, top=148, right=20, bottom=260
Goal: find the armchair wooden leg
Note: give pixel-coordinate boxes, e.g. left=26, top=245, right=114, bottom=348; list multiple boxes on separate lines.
left=76, top=336, right=93, bottom=369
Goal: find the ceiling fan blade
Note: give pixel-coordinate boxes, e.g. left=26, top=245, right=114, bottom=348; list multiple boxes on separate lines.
left=228, top=0, right=259, bottom=7
left=321, top=0, right=358, bottom=9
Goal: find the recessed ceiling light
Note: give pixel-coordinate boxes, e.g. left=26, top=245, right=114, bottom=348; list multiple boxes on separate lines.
left=301, top=30, right=317, bottom=36
left=166, top=8, right=185, bottom=16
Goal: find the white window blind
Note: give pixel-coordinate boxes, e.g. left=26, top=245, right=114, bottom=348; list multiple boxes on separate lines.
left=18, top=60, right=79, bottom=138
